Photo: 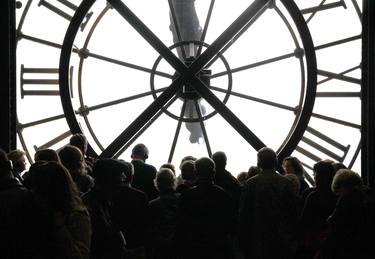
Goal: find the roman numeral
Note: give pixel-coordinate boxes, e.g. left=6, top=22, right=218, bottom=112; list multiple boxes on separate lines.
left=20, top=65, right=73, bottom=98
left=296, top=126, right=350, bottom=164
left=38, top=0, right=93, bottom=30
left=33, top=130, right=71, bottom=151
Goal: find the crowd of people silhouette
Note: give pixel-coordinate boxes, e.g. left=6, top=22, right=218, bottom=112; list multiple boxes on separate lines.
left=0, top=134, right=374, bottom=259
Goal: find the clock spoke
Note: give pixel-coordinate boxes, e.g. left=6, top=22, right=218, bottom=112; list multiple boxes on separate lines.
left=209, top=85, right=295, bottom=112
left=191, top=78, right=266, bottom=151
left=196, top=0, right=216, bottom=56
left=194, top=100, right=212, bottom=157
left=311, top=112, right=360, bottom=129
left=210, top=52, right=295, bottom=79
left=84, top=51, right=174, bottom=79
left=318, top=65, right=360, bottom=85
left=204, top=1, right=269, bottom=69
left=315, top=34, right=361, bottom=51
left=113, top=95, right=179, bottom=159
left=318, top=69, right=361, bottom=85
left=18, top=114, right=66, bottom=130
left=33, top=130, right=72, bottom=151
left=168, top=100, right=187, bottom=163
left=76, top=87, right=168, bottom=114
left=100, top=76, right=184, bottom=157
left=18, top=33, right=64, bottom=50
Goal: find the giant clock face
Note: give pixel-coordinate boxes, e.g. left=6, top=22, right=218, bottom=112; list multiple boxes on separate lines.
left=16, top=0, right=362, bottom=178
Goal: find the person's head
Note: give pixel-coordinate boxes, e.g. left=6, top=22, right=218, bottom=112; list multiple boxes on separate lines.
left=179, top=155, right=197, bottom=170
left=313, top=160, right=335, bottom=190
left=332, top=162, right=347, bottom=173
left=69, top=133, right=88, bottom=156
left=7, top=149, right=26, bottom=174
left=0, top=149, right=13, bottom=179
left=160, top=163, right=176, bottom=175
left=34, top=149, right=60, bottom=163
left=282, top=156, right=304, bottom=176
left=284, top=173, right=301, bottom=196
left=180, top=160, right=196, bottom=182
left=331, top=169, right=363, bottom=195
left=58, top=145, right=85, bottom=178
left=30, top=161, right=79, bottom=214
left=257, top=147, right=277, bottom=170
left=131, top=143, right=149, bottom=161
left=154, top=168, right=177, bottom=194
left=237, top=171, right=248, bottom=185
left=118, top=160, right=134, bottom=184
left=92, top=158, right=127, bottom=189
left=195, top=157, right=215, bottom=180
left=211, top=151, right=227, bottom=171
left=248, top=165, right=261, bottom=178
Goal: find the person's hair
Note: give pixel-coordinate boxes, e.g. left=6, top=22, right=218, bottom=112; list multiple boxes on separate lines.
left=284, top=173, right=301, bottom=196
left=160, top=163, right=176, bottom=175
left=30, top=161, right=80, bottom=214
left=248, top=165, right=261, bottom=178
left=195, top=157, right=215, bottom=179
left=180, top=160, right=196, bottom=181
left=313, top=160, right=335, bottom=190
left=92, top=158, right=127, bottom=187
left=237, top=171, right=248, bottom=184
left=34, top=149, right=60, bottom=163
left=283, top=156, right=304, bottom=176
left=332, top=162, right=347, bottom=173
left=179, top=155, right=197, bottom=169
left=257, top=147, right=277, bottom=170
left=154, top=168, right=177, bottom=193
left=7, top=149, right=26, bottom=172
left=211, top=151, right=227, bottom=170
left=331, top=169, right=363, bottom=193
left=69, top=133, right=88, bottom=155
left=131, top=143, right=149, bottom=160
left=119, top=160, right=134, bottom=184
left=58, top=145, right=85, bottom=179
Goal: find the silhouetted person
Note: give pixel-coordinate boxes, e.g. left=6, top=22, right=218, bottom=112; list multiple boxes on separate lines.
left=176, top=159, right=196, bottom=195
left=149, top=168, right=180, bottom=259
left=0, top=149, right=49, bottom=259
left=176, top=157, right=236, bottom=259
left=70, top=133, right=95, bottom=175
left=7, top=149, right=27, bottom=183
left=131, top=143, right=158, bottom=201
left=318, top=169, right=373, bottom=259
left=59, top=145, right=94, bottom=194
left=23, top=148, right=60, bottom=188
left=283, top=156, right=309, bottom=195
left=299, top=160, right=337, bottom=258
left=212, top=151, right=241, bottom=210
left=110, top=160, right=149, bottom=259
left=239, top=147, right=298, bottom=259
left=82, top=159, right=127, bottom=259
left=31, top=161, right=91, bottom=259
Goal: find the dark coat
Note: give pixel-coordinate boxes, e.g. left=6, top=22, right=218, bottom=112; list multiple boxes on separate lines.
left=131, top=160, right=158, bottom=201
left=238, top=169, right=298, bottom=259
left=111, top=185, right=150, bottom=249
left=82, top=188, right=126, bottom=259
left=149, top=191, right=180, bottom=259
left=0, top=177, right=51, bottom=259
left=176, top=179, right=236, bottom=259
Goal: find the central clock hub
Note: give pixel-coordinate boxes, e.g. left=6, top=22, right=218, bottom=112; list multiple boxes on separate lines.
left=176, top=69, right=211, bottom=101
